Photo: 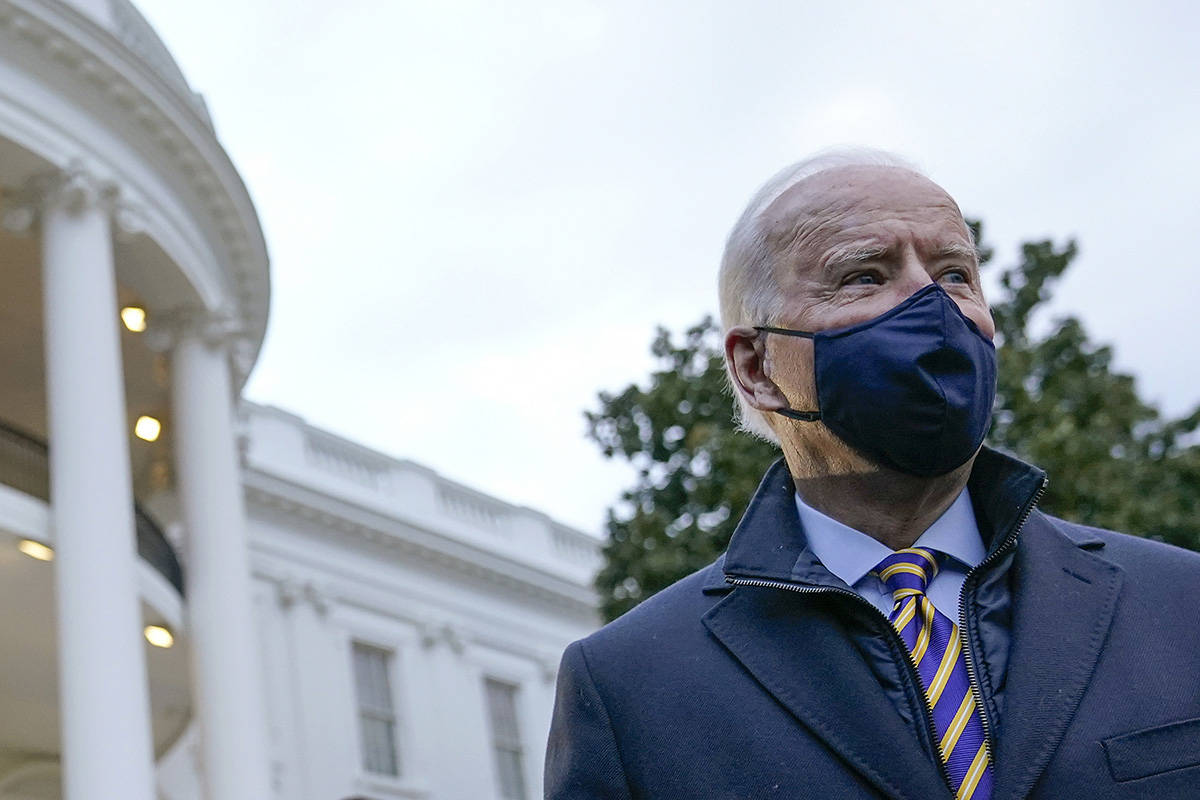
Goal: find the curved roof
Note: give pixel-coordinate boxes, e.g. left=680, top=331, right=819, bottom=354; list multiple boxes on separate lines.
left=105, top=0, right=216, bottom=130
left=0, top=0, right=272, bottom=384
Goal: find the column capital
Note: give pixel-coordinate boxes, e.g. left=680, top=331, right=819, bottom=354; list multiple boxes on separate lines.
left=417, top=620, right=466, bottom=654
left=274, top=577, right=302, bottom=611
left=1, top=160, right=125, bottom=234
left=146, top=306, right=246, bottom=353
left=272, top=576, right=331, bottom=617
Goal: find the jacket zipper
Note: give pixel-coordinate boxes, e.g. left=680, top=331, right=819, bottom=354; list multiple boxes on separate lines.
left=723, top=575, right=956, bottom=791
left=956, top=476, right=1048, bottom=760
left=723, top=474, right=1048, bottom=791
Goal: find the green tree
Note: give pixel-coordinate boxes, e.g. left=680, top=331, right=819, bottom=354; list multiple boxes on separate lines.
left=986, top=228, right=1200, bottom=550
left=586, top=222, right=1200, bottom=621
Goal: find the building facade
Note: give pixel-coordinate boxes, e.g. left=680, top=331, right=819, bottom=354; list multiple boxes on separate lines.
left=244, top=404, right=598, bottom=800
left=0, top=2, right=601, bottom=798
left=151, top=404, right=601, bottom=800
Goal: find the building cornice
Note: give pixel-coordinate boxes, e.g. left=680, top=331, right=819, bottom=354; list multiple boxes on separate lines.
left=255, top=567, right=563, bottom=682
left=0, top=0, right=269, bottom=385
left=242, top=467, right=599, bottom=619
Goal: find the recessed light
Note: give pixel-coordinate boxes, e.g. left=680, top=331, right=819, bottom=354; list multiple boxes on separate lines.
left=17, top=539, right=54, bottom=561
left=134, top=416, right=161, bottom=442
left=144, top=625, right=174, bottom=649
left=121, top=306, right=147, bottom=333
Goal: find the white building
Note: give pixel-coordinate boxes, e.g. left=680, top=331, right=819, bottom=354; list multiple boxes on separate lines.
left=0, top=2, right=602, bottom=798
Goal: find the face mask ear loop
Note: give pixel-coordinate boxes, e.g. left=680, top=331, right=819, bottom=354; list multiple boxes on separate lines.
left=775, top=408, right=822, bottom=422
left=753, top=325, right=815, bottom=339
left=751, top=326, right=822, bottom=421
left=752, top=326, right=822, bottom=422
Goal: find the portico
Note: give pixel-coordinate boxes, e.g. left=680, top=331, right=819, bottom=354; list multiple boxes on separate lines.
left=0, top=0, right=272, bottom=797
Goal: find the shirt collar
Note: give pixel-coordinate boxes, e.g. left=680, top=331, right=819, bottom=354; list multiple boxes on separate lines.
left=794, top=487, right=985, bottom=589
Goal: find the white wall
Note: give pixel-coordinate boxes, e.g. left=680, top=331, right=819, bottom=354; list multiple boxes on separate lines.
left=238, top=403, right=601, bottom=800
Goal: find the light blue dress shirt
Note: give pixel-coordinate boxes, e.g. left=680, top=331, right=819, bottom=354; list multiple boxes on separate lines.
left=794, top=488, right=985, bottom=619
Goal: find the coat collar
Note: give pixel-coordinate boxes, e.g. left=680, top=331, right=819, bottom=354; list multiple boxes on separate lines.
left=702, top=447, right=1122, bottom=799
left=719, top=447, right=1053, bottom=586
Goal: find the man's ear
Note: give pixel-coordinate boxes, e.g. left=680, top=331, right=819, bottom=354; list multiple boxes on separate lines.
left=725, top=326, right=789, bottom=412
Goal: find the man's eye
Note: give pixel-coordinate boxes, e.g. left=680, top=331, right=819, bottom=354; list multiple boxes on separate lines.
left=845, top=272, right=880, bottom=286
left=939, top=269, right=969, bottom=285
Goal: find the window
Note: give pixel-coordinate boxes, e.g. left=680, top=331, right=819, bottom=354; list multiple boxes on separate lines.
left=352, top=642, right=400, bottom=777
left=484, top=679, right=527, bottom=800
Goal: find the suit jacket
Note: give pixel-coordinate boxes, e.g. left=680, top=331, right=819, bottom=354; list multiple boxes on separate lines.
left=545, top=450, right=1200, bottom=799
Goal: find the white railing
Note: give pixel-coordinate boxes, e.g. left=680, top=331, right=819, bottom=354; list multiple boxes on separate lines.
left=551, top=525, right=601, bottom=567
left=247, top=405, right=602, bottom=573
left=437, top=484, right=510, bottom=532
left=107, top=0, right=214, bottom=128
left=303, top=432, right=390, bottom=491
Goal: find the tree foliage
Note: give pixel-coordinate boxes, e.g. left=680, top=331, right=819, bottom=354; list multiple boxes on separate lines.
left=985, top=226, right=1200, bottom=550
left=586, top=221, right=1200, bottom=621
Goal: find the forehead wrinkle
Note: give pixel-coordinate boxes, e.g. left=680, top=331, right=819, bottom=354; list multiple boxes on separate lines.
left=764, top=196, right=850, bottom=252
left=760, top=166, right=969, bottom=282
left=763, top=199, right=858, bottom=280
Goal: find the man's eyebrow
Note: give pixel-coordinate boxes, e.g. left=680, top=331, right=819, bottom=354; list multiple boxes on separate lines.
left=821, top=244, right=891, bottom=273
left=933, top=242, right=979, bottom=263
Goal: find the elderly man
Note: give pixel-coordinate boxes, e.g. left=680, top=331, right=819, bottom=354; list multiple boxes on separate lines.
left=545, top=150, right=1200, bottom=799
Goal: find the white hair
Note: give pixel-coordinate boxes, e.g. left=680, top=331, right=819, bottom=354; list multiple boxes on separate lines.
left=718, top=147, right=926, bottom=444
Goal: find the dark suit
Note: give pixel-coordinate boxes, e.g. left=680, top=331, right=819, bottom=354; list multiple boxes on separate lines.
left=546, top=449, right=1200, bottom=799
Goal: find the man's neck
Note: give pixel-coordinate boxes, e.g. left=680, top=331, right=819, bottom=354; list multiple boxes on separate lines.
left=783, top=443, right=974, bottom=551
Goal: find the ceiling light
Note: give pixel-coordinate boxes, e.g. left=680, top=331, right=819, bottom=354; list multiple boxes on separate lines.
left=17, top=539, right=54, bottom=561
left=121, top=306, right=147, bottom=333
left=144, top=625, right=174, bottom=649
left=134, top=416, right=161, bottom=442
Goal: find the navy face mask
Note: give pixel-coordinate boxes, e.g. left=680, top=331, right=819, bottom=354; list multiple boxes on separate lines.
left=754, top=283, right=997, bottom=477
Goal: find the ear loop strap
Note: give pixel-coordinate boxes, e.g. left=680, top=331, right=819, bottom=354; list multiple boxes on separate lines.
left=754, top=325, right=814, bottom=339
left=775, top=408, right=822, bottom=421
left=752, top=325, right=822, bottom=422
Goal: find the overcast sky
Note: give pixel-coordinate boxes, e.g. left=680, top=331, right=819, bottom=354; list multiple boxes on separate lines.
left=136, top=0, right=1199, bottom=536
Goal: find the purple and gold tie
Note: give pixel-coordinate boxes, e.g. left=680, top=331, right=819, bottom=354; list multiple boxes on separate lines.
left=873, top=547, right=993, bottom=800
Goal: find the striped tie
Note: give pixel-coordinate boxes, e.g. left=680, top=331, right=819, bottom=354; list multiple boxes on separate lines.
left=873, top=548, right=993, bottom=800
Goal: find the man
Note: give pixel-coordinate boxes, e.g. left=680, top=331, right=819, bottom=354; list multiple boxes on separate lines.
left=545, top=150, right=1200, bottom=799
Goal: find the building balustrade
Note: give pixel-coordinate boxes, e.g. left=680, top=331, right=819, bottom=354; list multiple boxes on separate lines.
left=304, top=431, right=392, bottom=491
left=248, top=405, right=603, bottom=579
left=105, top=0, right=214, bottom=128
left=551, top=525, right=602, bottom=568
left=437, top=484, right=512, bottom=531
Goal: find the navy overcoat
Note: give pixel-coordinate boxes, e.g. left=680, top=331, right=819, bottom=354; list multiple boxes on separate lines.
left=546, top=450, right=1200, bottom=799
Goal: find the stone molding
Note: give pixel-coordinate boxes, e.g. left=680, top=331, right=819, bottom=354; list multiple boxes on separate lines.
left=0, top=0, right=269, bottom=386
left=142, top=306, right=260, bottom=401
left=1, top=159, right=129, bottom=232
left=257, top=562, right=567, bottom=672
left=105, top=0, right=211, bottom=127
left=272, top=575, right=331, bottom=617
left=417, top=620, right=465, bottom=654
left=145, top=306, right=246, bottom=354
left=242, top=402, right=603, bottom=578
left=243, top=473, right=598, bottom=619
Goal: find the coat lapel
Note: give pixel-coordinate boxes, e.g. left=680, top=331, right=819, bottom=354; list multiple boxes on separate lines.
left=704, top=588, right=952, bottom=800
left=991, top=513, right=1123, bottom=800
left=706, top=459, right=950, bottom=799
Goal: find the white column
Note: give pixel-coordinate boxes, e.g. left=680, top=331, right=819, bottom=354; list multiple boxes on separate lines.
left=38, top=168, right=157, bottom=800
left=169, top=318, right=273, bottom=800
